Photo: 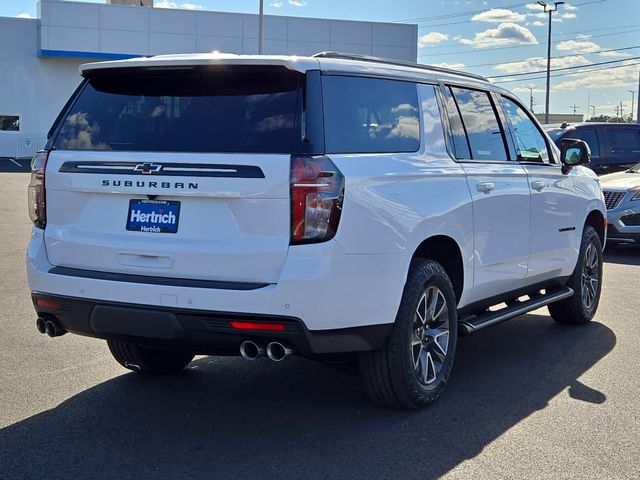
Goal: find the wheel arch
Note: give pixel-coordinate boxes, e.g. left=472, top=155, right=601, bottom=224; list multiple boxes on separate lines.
left=584, top=209, right=606, bottom=245
left=411, top=235, right=464, bottom=303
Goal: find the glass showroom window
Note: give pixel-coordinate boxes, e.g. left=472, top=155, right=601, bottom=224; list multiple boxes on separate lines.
left=0, top=115, right=20, bottom=132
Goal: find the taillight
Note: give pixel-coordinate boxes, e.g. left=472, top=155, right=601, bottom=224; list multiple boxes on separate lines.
left=28, top=151, right=48, bottom=229
left=290, top=155, right=344, bottom=244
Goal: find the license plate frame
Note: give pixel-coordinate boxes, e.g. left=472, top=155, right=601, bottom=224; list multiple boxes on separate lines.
left=126, top=199, right=181, bottom=234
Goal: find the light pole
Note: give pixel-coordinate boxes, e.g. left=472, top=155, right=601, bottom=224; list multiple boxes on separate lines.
left=590, top=104, right=596, bottom=119
left=258, top=0, right=264, bottom=55
left=537, top=1, right=564, bottom=124
left=628, top=89, right=635, bottom=122
left=527, top=86, right=535, bottom=113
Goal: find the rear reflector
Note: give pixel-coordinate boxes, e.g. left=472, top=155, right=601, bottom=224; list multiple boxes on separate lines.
left=229, top=321, right=286, bottom=332
left=36, top=298, right=60, bottom=309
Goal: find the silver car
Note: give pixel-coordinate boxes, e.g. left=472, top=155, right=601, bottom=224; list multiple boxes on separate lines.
left=601, top=162, right=640, bottom=246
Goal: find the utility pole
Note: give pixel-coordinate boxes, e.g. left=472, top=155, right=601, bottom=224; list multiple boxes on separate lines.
left=615, top=105, right=620, bottom=119
left=620, top=101, right=624, bottom=120
left=628, top=89, right=635, bottom=122
left=527, top=86, right=535, bottom=113
left=569, top=104, right=580, bottom=115
left=538, top=1, right=564, bottom=124
left=258, top=0, right=264, bottom=55
left=590, top=104, right=596, bottom=119
left=637, top=69, right=640, bottom=124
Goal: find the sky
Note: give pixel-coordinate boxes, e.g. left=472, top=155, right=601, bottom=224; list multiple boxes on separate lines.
left=2, top=0, right=639, bottom=118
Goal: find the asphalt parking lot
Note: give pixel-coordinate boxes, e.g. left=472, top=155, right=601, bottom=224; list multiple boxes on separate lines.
left=1, top=170, right=639, bottom=479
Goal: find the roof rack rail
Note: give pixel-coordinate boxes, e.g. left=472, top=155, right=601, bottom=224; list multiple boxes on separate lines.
left=312, top=51, right=488, bottom=82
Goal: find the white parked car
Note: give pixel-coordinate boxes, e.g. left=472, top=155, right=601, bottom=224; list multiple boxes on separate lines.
left=27, top=52, right=606, bottom=408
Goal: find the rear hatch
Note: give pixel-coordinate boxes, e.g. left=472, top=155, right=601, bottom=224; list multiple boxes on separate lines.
left=44, top=63, right=317, bottom=284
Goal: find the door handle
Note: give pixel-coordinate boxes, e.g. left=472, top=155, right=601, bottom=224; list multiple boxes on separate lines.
left=531, top=180, right=546, bottom=191
left=476, top=182, right=495, bottom=194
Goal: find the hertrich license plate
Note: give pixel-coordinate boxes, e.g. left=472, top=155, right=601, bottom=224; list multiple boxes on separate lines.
left=126, top=199, right=180, bottom=234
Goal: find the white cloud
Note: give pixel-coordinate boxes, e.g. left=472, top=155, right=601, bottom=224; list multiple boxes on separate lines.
left=556, top=40, right=600, bottom=53
left=528, top=20, right=545, bottom=27
left=418, top=32, right=449, bottom=47
left=432, top=62, right=465, bottom=70
left=17, top=13, right=33, bottom=18
left=564, top=4, right=578, bottom=11
left=599, top=50, right=632, bottom=58
left=525, top=3, right=543, bottom=10
left=471, top=8, right=526, bottom=23
left=270, top=1, right=284, bottom=6
left=553, top=61, right=638, bottom=91
left=559, top=12, right=576, bottom=19
left=512, top=85, right=543, bottom=94
left=288, top=0, right=306, bottom=6
left=576, top=33, right=591, bottom=39
left=459, top=23, right=538, bottom=48
left=155, top=1, right=204, bottom=9
left=493, top=55, right=589, bottom=74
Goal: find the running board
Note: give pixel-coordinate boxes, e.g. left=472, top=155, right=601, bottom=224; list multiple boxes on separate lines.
left=458, top=287, right=574, bottom=336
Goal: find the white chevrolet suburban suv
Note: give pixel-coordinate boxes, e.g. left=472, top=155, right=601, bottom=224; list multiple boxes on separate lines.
left=27, top=52, right=606, bottom=409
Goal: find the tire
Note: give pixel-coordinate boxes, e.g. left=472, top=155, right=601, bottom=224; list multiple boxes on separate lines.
left=107, top=339, right=195, bottom=374
left=359, top=259, right=458, bottom=409
left=548, top=225, right=603, bottom=324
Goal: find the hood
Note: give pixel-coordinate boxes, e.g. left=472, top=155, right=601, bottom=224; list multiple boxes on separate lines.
left=600, top=170, right=640, bottom=190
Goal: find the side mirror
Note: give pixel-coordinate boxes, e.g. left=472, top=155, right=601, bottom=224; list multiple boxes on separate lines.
left=560, top=138, right=591, bottom=173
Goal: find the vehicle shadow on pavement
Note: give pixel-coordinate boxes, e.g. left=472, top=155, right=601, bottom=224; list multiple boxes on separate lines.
left=0, top=158, right=30, bottom=173
left=0, top=315, right=615, bottom=480
left=604, top=245, right=640, bottom=266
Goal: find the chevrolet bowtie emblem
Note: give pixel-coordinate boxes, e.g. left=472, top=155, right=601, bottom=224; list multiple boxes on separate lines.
left=133, top=163, right=162, bottom=174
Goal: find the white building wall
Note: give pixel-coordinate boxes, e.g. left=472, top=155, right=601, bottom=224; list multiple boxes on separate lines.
left=38, top=0, right=417, bottom=60
left=0, top=1, right=417, bottom=157
left=0, top=17, right=84, bottom=158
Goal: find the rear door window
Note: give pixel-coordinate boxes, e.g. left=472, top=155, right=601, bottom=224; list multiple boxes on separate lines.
left=605, top=128, right=640, bottom=156
left=52, top=66, right=303, bottom=153
left=322, top=76, right=420, bottom=154
left=449, top=87, right=509, bottom=161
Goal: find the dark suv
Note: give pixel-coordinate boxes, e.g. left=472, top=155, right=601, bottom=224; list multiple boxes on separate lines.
left=547, top=122, right=640, bottom=174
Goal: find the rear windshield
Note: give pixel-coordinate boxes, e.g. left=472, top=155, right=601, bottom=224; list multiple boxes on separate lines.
left=52, top=66, right=302, bottom=153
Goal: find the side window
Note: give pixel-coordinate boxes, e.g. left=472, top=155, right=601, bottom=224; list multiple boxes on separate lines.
left=450, top=87, right=508, bottom=161
left=565, top=128, right=600, bottom=157
left=500, top=96, right=550, bottom=163
left=322, top=76, right=420, bottom=154
left=606, top=128, right=640, bottom=154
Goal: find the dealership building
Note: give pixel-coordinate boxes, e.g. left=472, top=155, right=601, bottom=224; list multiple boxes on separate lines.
left=0, top=0, right=418, bottom=158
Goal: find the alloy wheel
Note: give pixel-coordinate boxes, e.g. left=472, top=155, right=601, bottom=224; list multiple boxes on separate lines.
left=412, top=286, right=450, bottom=385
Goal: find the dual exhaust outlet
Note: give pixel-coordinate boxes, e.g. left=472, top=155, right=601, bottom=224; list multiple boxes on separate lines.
left=36, top=317, right=67, bottom=337
left=240, top=340, right=293, bottom=362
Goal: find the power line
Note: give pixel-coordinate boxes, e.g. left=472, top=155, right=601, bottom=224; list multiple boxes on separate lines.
left=416, top=23, right=639, bottom=51
left=405, top=0, right=605, bottom=27
left=490, top=56, right=640, bottom=78
left=397, top=0, right=605, bottom=24
left=462, top=45, right=640, bottom=69
left=491, top=61, right=640, bottom=83
left=418, top=28, right=640, bottom=57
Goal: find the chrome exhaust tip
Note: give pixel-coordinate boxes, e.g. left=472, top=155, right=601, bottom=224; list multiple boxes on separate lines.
left=266, top=342, right=293, bottom=362
left=239, top=340, right=263, bottom=360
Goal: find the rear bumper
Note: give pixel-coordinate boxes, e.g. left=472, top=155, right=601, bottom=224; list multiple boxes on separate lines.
left=27, top=228, right=404, bottom=353
left=31, top=292, right=392, bottom=356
